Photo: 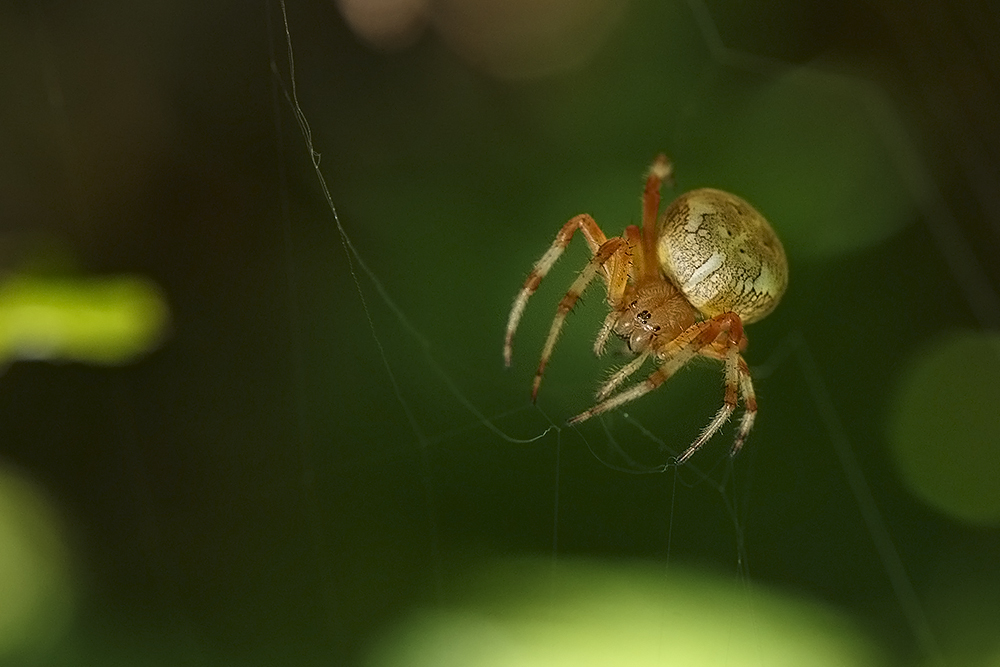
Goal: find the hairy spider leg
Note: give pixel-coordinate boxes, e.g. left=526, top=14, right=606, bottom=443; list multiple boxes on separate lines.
left=594, top=225, right=642, bottom=356
left=567, top=317, right=714, bottom=424
left=640, top=154, right=673, bottom=283
left=674, top=312, right=754, bottom=463
left=531, top=236, right=628, bottom=400
left=504, top=214, right=610, bottom=367
left=732, top=363, right=757, bottom=454
left=675, top=341, right=738, bottom=463
left=595, top=350, right=652, bottom=401
left=591, top=152, right=673, bottom=365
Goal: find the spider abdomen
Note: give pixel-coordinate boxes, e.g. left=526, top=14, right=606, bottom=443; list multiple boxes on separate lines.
left=655, top=188, right=788, bottom=324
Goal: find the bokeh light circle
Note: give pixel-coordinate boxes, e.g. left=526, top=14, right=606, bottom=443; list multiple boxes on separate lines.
left=364, top=558, right=884, bottom=667
left=0, top=465, right=74, bottom=659
left=888, top=331, right=1000, bottom=525
left=704, top=68, right=915, bottom=261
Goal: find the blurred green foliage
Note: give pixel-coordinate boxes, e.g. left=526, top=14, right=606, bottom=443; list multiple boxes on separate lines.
left=0, top=274, right=168, bottom=366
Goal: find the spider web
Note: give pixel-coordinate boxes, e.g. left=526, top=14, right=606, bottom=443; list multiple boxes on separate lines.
left=1, top=0, right=998, bottom=665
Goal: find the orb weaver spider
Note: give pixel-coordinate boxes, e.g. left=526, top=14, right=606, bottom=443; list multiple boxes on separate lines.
left=503, top=154, right=788, bottom=464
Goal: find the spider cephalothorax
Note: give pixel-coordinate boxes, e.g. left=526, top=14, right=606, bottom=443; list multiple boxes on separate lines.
left=504, top=154, right=787, bottom=464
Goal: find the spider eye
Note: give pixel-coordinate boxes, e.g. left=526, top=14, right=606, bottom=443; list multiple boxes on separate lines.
left=638, top=309, right=651, bottom=321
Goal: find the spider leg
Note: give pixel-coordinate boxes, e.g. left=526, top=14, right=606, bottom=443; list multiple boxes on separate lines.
left=594, top=309, right=619, bottom=357
left=674, top=332, right=742, bottom=464
left=531, top=237, right=627, bottom=400
left=639, top=154, right=673, bottom=282
left=504, top=214, right=610, bottom=367
left=595, top=350, right=651, bottom=401
left=568, top=320, right=708, bottom=424
left=732, top=357, right=757, bottom=455
left=594, top=225, right=641, bottom=356
left=674, top=313, right=752, bottom=463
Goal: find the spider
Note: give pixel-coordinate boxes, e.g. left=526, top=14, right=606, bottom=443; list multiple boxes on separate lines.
left=503, top=154, right=788, bottom=464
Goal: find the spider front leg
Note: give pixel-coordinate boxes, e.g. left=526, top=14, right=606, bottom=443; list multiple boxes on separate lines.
left=593, top=225, right=642, bottom=357
left=504, top=214, right=610, bottom=368
left=530, top=236, right=630, bottom=400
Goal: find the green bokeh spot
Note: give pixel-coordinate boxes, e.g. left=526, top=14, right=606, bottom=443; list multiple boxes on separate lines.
left=0, top=466, right=74, bottom=660
left=364, top=558, right=883, bottom=667
left=888, top=331, right=1000, bottom=526
left=0, top=274, right=169, bottom=366
left=707, top=67, right=914, bottom=260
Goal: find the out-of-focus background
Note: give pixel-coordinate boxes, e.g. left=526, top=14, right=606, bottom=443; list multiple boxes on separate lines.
left=1, top=0, right=998, bottom=665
